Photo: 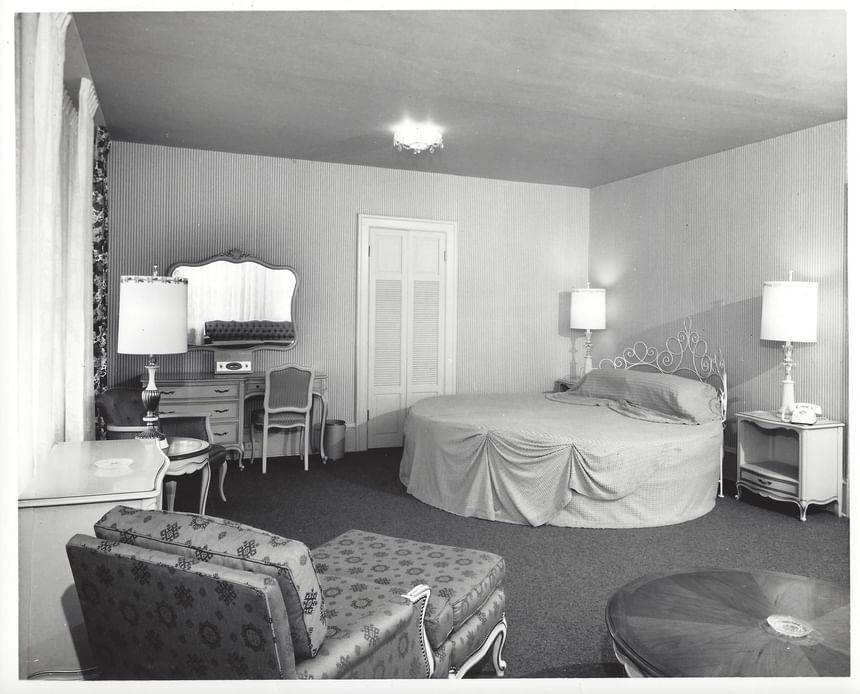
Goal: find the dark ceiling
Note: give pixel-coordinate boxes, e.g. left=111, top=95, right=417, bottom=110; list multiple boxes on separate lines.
left=72, top=9, right=846, bottom=188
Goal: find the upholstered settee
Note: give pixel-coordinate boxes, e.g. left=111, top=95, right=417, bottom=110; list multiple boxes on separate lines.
left=67, top=506, right=507, bottom=679
left=311, top=529, right=507, bottom=677
left=204, top=319, right=295, bottom=344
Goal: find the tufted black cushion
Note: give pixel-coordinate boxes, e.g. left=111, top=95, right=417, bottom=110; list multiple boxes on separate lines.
left=205, top=320, right=295, bottom=343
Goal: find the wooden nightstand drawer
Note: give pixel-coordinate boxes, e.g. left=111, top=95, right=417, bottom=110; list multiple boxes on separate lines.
left=739, top=464, right=798, bottom=496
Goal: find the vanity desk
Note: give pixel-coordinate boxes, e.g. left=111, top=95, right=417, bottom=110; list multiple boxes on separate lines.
left=155, top=371, right=329, bottom=467
left=161, top=249, right=329, bottom=469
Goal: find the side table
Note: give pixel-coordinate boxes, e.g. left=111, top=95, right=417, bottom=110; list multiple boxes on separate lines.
left=165, top=436, right=211, bottom=515
left=735, top=410, right=844, bottom=521
left=606, top=568, right=849, bottom=677
left=18, top=439, right=169, bottom=679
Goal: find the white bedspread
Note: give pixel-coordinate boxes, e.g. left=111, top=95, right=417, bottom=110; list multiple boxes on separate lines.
left=399, top=393, right=723, bottom=527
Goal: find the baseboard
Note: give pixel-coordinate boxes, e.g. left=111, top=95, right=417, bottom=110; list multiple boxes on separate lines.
left=345, top=423, right=359, bottom=452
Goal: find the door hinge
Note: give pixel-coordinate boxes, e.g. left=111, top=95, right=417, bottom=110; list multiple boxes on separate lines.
left=443, top=250, right=447, bottom=261
left=367, top=409, right=370, bottom=420
left=368, top=245, right=371, bottom=257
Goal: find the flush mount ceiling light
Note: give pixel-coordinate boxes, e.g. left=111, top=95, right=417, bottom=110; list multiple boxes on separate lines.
left=393, top=119, right=444, bottom=154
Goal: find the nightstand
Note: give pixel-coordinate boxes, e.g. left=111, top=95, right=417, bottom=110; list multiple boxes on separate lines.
left=735, top=410, right=844, bottom=521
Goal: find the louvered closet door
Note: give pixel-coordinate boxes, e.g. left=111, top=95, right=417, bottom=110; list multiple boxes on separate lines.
left=368, top=228, right=446, bottom=448
left=406, top=232, right=446, bottom=408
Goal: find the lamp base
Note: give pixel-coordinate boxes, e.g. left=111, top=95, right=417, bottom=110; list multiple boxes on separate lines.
left=777, top=341, right=796, bottom=418
left=136, top=418, right=166, bottom=443
left=583, top=329, right=595, bottom=374
left=137, top=357, right=166, bottom=444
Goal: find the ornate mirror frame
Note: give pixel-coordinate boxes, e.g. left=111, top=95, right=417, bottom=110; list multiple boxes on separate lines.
left=168, top=249, right=299, bottom=351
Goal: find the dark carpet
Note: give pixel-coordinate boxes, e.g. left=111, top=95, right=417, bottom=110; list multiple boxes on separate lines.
left=172, top=447, right=850, bottom=679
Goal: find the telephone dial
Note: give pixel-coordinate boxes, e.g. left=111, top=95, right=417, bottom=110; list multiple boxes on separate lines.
left=782, top=402, right=822, bottom=425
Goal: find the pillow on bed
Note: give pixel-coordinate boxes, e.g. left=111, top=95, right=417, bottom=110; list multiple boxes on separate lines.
left=574, top=368, right=721, bottom=423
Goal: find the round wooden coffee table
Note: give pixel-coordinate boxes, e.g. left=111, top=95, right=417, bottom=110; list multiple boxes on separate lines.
left=605, top=568, right=849, bottom=677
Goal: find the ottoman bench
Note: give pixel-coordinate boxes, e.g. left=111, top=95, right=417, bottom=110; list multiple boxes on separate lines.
left=311, top=529, right=507, bottom=678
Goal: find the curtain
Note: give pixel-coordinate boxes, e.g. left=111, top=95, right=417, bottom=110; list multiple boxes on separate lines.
left=16, top=13, right=101, bottom=484
left=93, top=126, right=111, bottom=438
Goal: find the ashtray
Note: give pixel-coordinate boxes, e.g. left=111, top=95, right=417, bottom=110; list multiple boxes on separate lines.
left=94, top=457, right=133, bottom=470
left=766, top=614, right=813, bottom=638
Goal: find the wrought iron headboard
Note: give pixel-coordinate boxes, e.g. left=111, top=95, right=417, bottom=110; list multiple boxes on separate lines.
left=597, top=316, right=728, bottom=422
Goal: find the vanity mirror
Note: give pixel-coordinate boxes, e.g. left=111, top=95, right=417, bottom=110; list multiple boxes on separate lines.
left=169, top=250, right=298, bottom=349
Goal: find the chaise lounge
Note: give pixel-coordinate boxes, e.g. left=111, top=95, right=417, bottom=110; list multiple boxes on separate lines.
left=66, top=505, right=507, bottom=679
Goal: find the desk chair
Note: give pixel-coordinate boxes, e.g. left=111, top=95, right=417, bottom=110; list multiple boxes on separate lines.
left=250, top=364, right=315, bottom=473
left=97, top=389, right=230, bottom=507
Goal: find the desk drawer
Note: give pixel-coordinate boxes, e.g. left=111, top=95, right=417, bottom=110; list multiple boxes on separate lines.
left=159, top=401, right=239, bottom=420
left=159, top=383, right=240, bottom=400
left=208, top=422, right=239, bottom=445
left=245, top=380, right=266, bottom=396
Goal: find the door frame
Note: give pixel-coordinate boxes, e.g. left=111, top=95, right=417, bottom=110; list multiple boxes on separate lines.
left=356, top=214, right=458, bottom=451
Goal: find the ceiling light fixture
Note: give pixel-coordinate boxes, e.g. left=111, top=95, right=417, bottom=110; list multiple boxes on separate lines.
left=393, top=119, right=444, bottom=154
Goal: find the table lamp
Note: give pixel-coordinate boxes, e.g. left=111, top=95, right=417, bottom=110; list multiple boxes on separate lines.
left=117, top=266, right=188, bottom=441
left=570, top=284, right=606, bottom=374
left=760, top=272, right=818, bottom=417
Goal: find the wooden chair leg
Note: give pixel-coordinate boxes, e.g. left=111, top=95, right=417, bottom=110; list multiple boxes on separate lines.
left=262, top=426, right=268, bottom=474
left=303, top=427, right=309, bottom=472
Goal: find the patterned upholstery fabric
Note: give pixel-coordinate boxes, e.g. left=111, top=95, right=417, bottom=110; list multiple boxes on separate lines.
left=94, top=506, right=326, bottom=659
left=297, top=573, right=431, bottom=679
left=205, top=320, right=295, bottom=343
left=311, top=529, right=505, bottom=652
left=66, top=534, right=297, bottom=679
left=441, top=586, right=506, bottom=676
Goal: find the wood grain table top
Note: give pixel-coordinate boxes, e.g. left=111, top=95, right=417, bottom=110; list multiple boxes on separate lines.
left=605, top=568, right=849, bottom=677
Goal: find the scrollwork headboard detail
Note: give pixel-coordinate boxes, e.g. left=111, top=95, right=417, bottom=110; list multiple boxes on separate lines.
left=598, top=316, right=728, bottom=422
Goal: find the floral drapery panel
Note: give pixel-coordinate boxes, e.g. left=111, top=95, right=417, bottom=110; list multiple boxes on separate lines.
left=93, top=126, right=111, bottom=437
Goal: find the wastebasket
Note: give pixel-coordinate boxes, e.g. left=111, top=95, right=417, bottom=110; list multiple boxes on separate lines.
left=321, top=419, right=346, bottom=461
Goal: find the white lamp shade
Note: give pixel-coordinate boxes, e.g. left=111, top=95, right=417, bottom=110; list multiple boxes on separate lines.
left=117, top=275, right=189, bottom=355
left=760, top=280, right=818, bottom=343
left=570, top=287, right=606, bottom=330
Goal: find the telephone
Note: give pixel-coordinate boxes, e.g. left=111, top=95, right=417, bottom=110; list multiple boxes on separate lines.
left=782, top=403, right=822, bottom=425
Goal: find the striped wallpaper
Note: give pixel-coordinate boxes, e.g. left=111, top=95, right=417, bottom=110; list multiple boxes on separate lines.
left=108, top=143, right=591, bottom=431
left=589, top=120, right=848, bottom=458
left=107, top=122, right=847, bottom=478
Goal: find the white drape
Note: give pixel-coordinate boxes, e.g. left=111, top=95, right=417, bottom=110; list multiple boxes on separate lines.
left=16, top=13, right=100, bottom=488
